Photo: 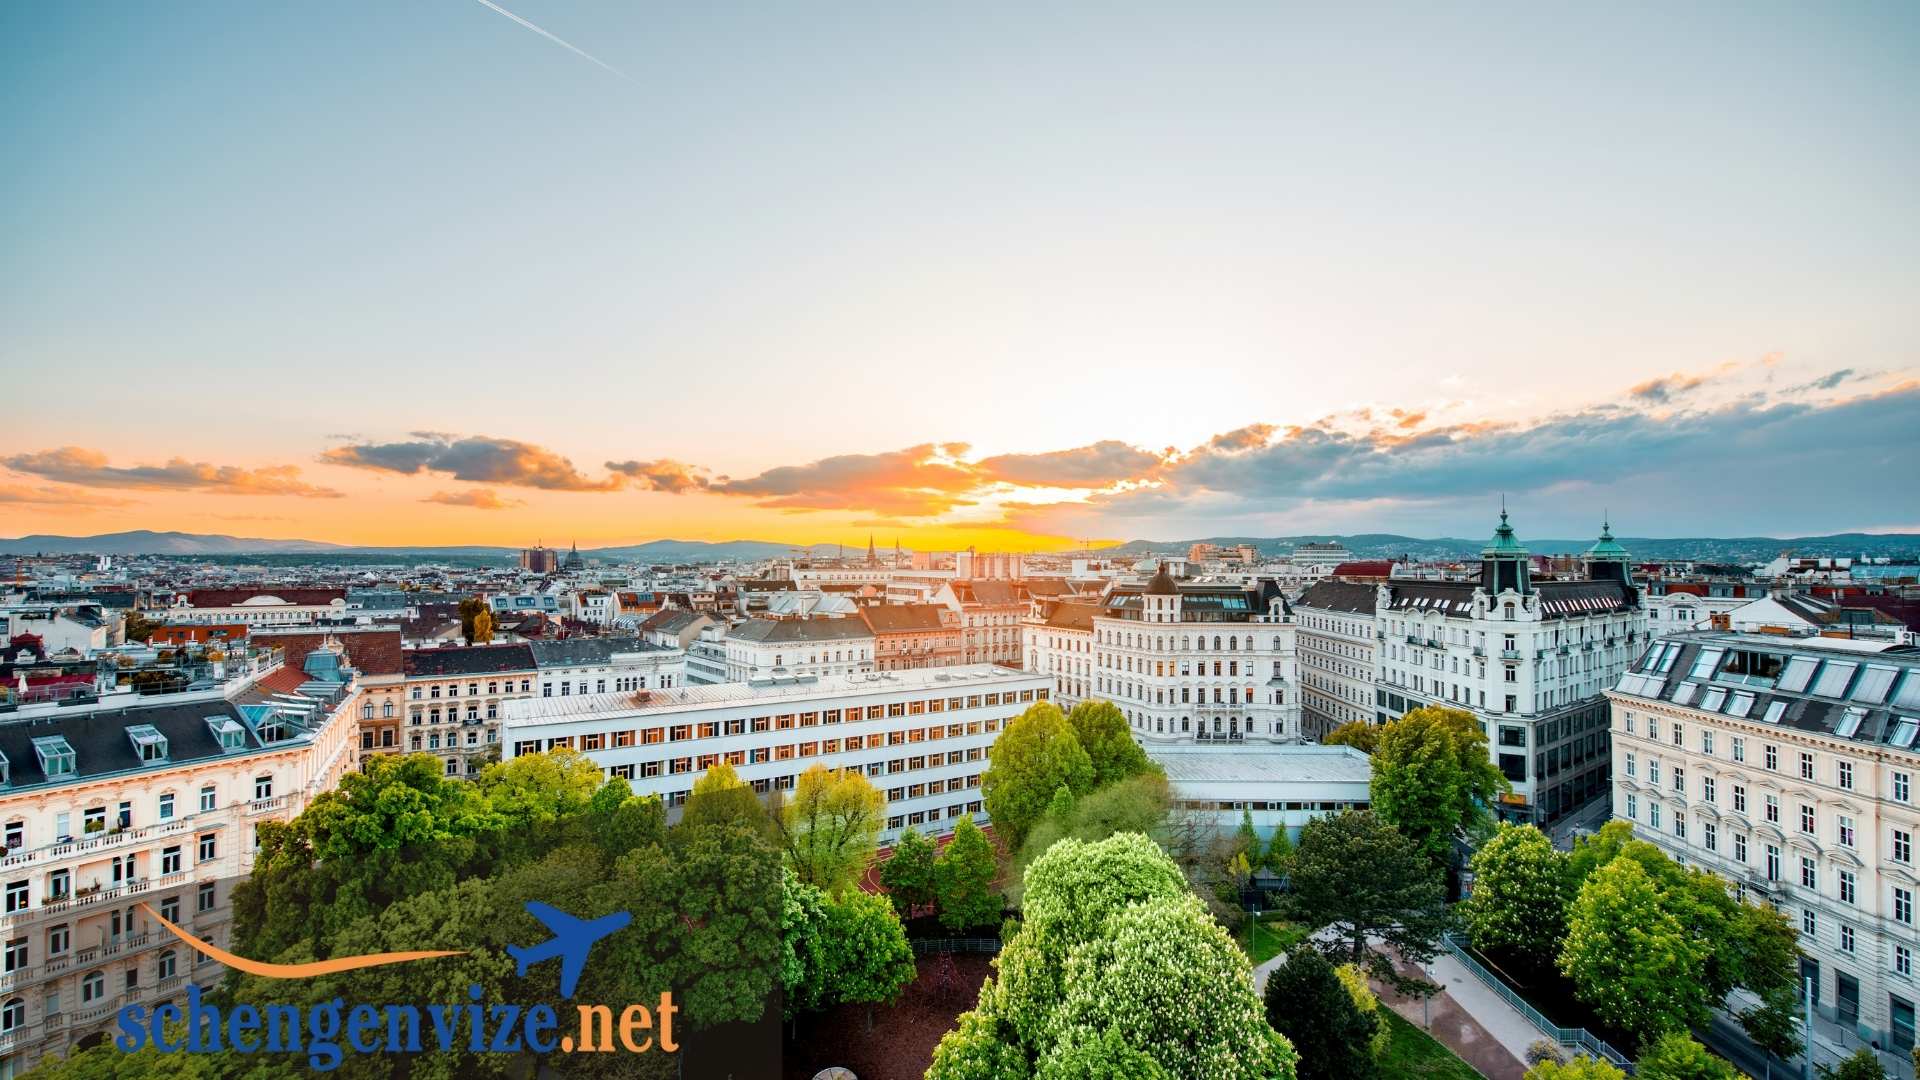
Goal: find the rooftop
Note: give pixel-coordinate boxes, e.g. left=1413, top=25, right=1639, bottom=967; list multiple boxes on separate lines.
left=1148, top=744, right=1375, bottom=786
left=503, top=663, right=1046, bottom=725
left=1611, top=630, right=1920, bottom=750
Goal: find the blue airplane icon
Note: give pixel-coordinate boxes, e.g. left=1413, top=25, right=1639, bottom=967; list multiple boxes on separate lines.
left=507, top=901, right=631, bottom=999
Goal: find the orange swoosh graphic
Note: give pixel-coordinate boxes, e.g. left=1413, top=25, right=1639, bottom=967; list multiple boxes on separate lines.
left=140, top=903, right=464, bottom=978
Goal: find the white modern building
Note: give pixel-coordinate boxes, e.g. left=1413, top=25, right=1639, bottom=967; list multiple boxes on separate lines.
left=1294, top=581, right=1379, bottom=741
left=501, top=666, right=1053, bottom=840
left=1151, top=744, right=1373, bottom=843
left=1608, top=630, right=1920, bottom=1064
left=1374, top=515, right=1647, bottom=823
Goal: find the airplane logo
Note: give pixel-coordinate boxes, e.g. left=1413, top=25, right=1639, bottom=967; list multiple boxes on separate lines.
left=507, top=901, right=631, bottom=1000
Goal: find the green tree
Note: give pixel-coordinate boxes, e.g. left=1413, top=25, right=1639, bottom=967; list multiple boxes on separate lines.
left=1558, top=857, right=1711, bottom=1042
left=471, top=607, right=494, bottom=644
left=667, top=812, right=784, bottom=1028
left=1235, top=808, right=1263, bottom=865
left=1368, top=706, right=1506, bottom=865
left=779, top=867, right=832, bottom=1018
left=1634, top=1033, right=1743, bottom=1080
left=778, top=763, right=884, bottom=895
left=935, top=816, right=1002, bottom=931
left=1264, top=825, right=1295, bottom=874
left=1526, top=1057, right=1628, bottom=1080
left=1065, top=699, right=1156, bottom=787
left=1036, top=1027, right=1173, bottom=1080
left=1463, top=823, right=1572, bottom=963
left=683, top=760, right=769, bottom=833
left=1821, top=1048, right=1890, bottom=1080
left=983, top=701, right=1096, bottom=850
left=1047, top=895, right=1297, bottom=1079
left=1263, top=943, right=1379, bottom=1080
left=1287, top=810, right=1449, bottom=993
left=121, top=608, right=159, bottom=644
left=814, top=889, right=918, bottom=1030
left=879, top=826, right=939, bottom=917
left=1322, top=721, right=1380, bottom=753
left=1017, top=770, right=1172, bottom=879
left=1738, top=984, right=1804, bottom=1078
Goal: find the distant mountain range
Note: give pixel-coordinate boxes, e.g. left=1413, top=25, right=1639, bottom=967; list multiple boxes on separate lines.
left=2, top=530, right=1916, bottom=563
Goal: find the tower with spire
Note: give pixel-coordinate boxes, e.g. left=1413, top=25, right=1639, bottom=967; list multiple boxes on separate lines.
left=1583, top=518, right=1633, bottom=588
left=1480, top=504, right=1532, bottom=595
left=866, top=534, right=877, bottom=567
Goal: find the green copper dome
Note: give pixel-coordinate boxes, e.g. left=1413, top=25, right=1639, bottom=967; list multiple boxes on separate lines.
left=1585, top=520, right=1631, bottom=560
left=1481, top=509, right=1529, bottom=557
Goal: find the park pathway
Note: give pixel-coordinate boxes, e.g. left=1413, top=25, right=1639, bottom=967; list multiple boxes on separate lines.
left=1254, top=939, right=1532, bottom=1080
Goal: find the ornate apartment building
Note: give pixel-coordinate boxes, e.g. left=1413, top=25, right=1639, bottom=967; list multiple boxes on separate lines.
left=1609, top=631, right=1920, bottom=1062
left=399, top=644, right=536, bottom=777
left=1374, top=515, right=1647, bottom=823
left=1085, top=566, right=1300, bottom=745
left=0, top=640, right=359, bottom=1075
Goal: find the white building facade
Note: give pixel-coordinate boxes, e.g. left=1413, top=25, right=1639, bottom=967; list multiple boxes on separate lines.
left=1293, top=581, right=1380, bottom=742
left=1088, top=567, right=1301, bottom=745
left=1374, top=516, right=1647, bottom=823
left=502, top=666, right=1052, bottom=841
left=1609, top=631, right=1920, bottom=1062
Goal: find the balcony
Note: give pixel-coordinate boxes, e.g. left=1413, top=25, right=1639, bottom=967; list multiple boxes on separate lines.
left=1472, top=646, right=1485, bottom=657
left=1501, top=649, right=1521, bottom=660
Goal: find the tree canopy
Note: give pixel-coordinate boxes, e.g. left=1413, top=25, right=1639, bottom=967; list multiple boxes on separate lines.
left=1263, top=943, right=1380, bottom=1080
left=1462, top=823, right=1571, bottom=963
left=1287, top=810, right=1449, bottom=993
left=1368, top=706, right=1506, bottom=865
left=778, top=763, right=885, bottom=895
left=983, top=701, right=1098, bottom=850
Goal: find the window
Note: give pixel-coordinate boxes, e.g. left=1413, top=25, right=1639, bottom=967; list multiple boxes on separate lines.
left=1704, top=822, right=1718, bottom=851
left=197, top=833, right=217, bottom=862
left=1703, top=777, right=1717, bottom=804
left=1765, top=744, right=1778, bottom=771
left=199, top=786, right=217, bottom=813
left=81, top=970, right=104, bottom=1004
left=1735, top=833, right=1748, bottom=862
left=1801, top=857, right=1816, bottom=890
left=1899, top=772, right=1913, bottom=804
left=1733, top=737, right=1746, bottom=763
left=1733, top=785, right=1747, bottom=813
left=4, top=938, right=25, bottom=974
left=159, top=949, right=177, bottom=980
left=253, top=776, right=273, bottom=801
left=1842, top=925, right=1856, bottom=954
left=1, top=998, right=22, bottom=1033
left=1800, top=752, right=1815, bottom=780
left=3, top=881, right=25, bottom=914
left=1901, top=946, right=1914, bottom=980
left=1841, top=870, right=1857, bottom=905
left=1897, top=887, right=1914, bottom=925
left=1800, top=805, right=1816, bottom=835
left=1838, top=816, right=1855, bottom=848
left=1897, top=830, right=1913, bottom=865
left=198, top=882, right=216, bottom=912
left=161, top=847, right=181, bottom=875
left=47, top=925, right=67, bottom=956
left=1804, top=909, right=1817, bottom=937
left=1839, top=760, right=1854, bottom=790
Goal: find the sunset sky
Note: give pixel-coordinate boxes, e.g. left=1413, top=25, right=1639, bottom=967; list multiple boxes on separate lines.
left=3, top=2, right=1917, bottom=549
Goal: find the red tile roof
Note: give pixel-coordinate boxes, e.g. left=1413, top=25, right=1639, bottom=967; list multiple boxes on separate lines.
left=258, top=628, right=405, bottom=676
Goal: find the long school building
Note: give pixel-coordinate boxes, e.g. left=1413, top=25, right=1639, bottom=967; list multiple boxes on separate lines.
left=501, top=665, right=1052, bottom=840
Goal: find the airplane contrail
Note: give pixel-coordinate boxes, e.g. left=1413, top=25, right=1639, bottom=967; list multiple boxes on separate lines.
left=471, top=0, right=630, bottom=80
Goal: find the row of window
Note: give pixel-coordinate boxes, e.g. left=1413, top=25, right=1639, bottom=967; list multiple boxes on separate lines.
left=3, top=780, right=268, bottom=853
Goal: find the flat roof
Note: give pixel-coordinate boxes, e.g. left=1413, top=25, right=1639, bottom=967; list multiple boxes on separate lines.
left=503, top=663, right=1047, bottom=725
left=1148, top=744, right=1374, bottom=785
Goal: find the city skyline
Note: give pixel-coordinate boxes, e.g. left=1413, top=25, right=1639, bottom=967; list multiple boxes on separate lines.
left=4, top=1, right=1918, bottom=547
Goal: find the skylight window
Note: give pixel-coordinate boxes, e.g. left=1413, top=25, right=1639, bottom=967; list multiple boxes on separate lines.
left=1836, top=706, right=1866, bottom=739
left=1892, top=718, right=1920, bottom=750
left=1690, top=647, right=1726, bottom=680
left=1727, top=691, right=1755, bottom=718
left=1656, top=643, right=1682, bottom=673
left=206, top=716, right=248, bottom=752
left=1762, top=701, right=1788, bottom=725
left=1700, top=686, right=1728, bottom=712
left=32, top=736, right=76, bottom=778
left=1853, top=665, right=1899, bottom=705
left=127, top=724, right=169, bottom=762
left=1897, top=672, right=1920, bottom=712
left=1673, top=681, right=1700, bottom=706
left=1779, top=656, right=1818, bottom=694
left=1811, top=661, right=1858, bottom=699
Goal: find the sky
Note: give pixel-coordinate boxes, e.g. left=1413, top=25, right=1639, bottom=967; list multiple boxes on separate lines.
left=2, top=1, right=1917, bottom=550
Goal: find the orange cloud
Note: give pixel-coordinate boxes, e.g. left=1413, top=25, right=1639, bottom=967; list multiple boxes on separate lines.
left=422, top=489, right=525, bottom=510
left=4, top=447, right=342, bottom=497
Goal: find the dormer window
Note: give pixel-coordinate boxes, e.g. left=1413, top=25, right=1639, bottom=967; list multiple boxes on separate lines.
left=206, top=716, right=247, bottom=752
left=32, top=737, right=75, bottom=779
left=127, top=725, right=170, bottom=763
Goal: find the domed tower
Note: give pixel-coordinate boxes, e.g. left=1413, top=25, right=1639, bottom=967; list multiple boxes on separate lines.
left=1480, top=507, right=1532, bottom=596
left=1584, top=519, right=1633, bottom=587
left=1144, top=561, right=1181, bottom=623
